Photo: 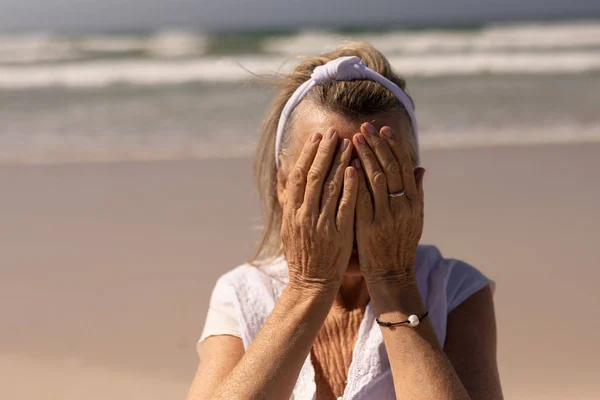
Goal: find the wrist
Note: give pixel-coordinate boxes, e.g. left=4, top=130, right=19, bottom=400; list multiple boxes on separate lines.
left=286, top=278, right=339, bottom=301
left=281, top=283, right=337, bottom=324
left=367, top=278, right=425, bottom=317
left=367, top=279, right=420, bottom=302
left=364, top=268, right=417, bottom=289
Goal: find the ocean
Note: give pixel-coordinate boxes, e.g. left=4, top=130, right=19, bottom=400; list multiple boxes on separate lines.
left=1, top=20, right=600, bottom=165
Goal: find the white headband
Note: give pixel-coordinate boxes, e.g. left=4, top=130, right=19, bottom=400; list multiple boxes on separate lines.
left=275, top=55, right=419, bottom=168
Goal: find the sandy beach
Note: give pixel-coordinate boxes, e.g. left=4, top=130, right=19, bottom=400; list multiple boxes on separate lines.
left=1, top=142, right=599, bottom=399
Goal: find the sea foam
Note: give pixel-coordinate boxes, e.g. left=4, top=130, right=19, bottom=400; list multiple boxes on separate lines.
left=1, top=21, right=600, bottom=90
left=0, top=51, right=599, bottom=90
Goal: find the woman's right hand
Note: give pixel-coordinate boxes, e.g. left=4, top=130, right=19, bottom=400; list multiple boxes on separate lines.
left=281, top=130, right=358, bottom=293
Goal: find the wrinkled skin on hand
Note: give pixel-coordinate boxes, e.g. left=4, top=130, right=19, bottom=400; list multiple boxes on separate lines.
left=280, top=130, right=359, bottom=291
left=352, top=123, right=425, bottom=286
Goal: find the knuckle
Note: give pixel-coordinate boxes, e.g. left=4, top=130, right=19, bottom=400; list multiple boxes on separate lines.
left=403, top=163, right=415, bottom=177
left=337, top=199, right=350, bottom=215
left=290, top=199, right=303, bottom=209
left=307, top=168, right=323, bottom=184
left=290, top=167, right=306, bottom=185
left=302, top=142, right=315, bottom=155
left=343, top=178, right=355, bottom=193
left=324, top=220, right=336, bottom=234
left=382, top=216, right=393, bottom=228
left=324, top=180, right=337, bottom=198
left=283, top=202, right=294, bottom=215
left=384, top=158, right=401, bottom=175
left=374, top=219, right=387, bottom=231
left=358, top=194, right=372, bottom=210
left=298, top=210, right=312, bottom=225
left=338, top=198, right=349, bottom=209
left=364, top=150, right=377, bottom=163
left=317, top=143, right=332, bottom=157
left=373, top=171, right=387, bottom=188
left=374, top=138, right=388, bottom=151
left=398, top=153, right=412, bottom=167
left=359, top=184, right=370, bottom=198
left=319, top=139, right=332, bottom=151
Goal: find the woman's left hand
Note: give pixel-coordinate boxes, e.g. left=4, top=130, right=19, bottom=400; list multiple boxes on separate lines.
left=352, top=122, right=425, bottom=287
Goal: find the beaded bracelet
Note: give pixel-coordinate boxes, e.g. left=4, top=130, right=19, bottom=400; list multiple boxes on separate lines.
left=376, top=311, right=429, bottom=328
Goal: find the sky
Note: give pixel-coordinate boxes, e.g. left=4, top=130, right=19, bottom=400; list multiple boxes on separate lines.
left=1, top=0, right=600, bottom=32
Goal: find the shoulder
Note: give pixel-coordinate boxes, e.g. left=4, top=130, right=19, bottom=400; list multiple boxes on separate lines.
left=200, top=259, right=287, bottom=346
left=415, top=245, right=494, bottom=345
left=417, top=245, right=494, bottom=311
left=213, top=257, right=288, bottom=294
left=206, top=259, right=288, bottom=347
left=214, top=263, right=261, bottom=287
left=208, top=257, right=289, bottom=319
left=205, top=261, right=280, bottom=320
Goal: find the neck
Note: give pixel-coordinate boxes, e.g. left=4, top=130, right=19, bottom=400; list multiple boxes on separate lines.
left=332, top=274, right=370, bottom=312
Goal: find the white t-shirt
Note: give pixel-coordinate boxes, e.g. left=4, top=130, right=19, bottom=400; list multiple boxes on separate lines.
left=199, top=245, right=493, bottom=400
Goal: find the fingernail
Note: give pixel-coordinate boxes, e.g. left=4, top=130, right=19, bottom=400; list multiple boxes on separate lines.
left=382, top=127, right=393, bottom=139
left=339, top=138, right=350, bottom=151
left=311, top=133, right=322, bottom=143
left=346, top=167, right=355, bottom=179
left=353, top=159, right=362, bottom=170
left=364, top=123, right=377, bottom=135
left=356, top=134, right=366, bottom=145
left=327, top=130, right=336, bottom=140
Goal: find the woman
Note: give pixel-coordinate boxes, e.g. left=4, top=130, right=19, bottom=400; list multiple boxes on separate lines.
left=188, top=43, right=502, bottom=399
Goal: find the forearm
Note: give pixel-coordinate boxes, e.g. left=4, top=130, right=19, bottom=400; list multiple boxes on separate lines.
left=212, top=284, right=335, bottom=400
left=369, top=280, right=470, bottom=400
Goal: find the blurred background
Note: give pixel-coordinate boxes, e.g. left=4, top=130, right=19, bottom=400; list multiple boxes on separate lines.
left=1, top=1, right=599, bottom=399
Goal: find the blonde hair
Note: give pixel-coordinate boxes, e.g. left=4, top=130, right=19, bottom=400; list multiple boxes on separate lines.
left=251, top=42, right=415, bottom=265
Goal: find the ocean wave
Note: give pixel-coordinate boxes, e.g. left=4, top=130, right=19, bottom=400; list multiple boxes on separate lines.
left=264, top=21, right=600, bottom=55
left=2, top=124, right=599, bottom=166
left=74, top=31, right=206, bottom=58
left=0, top=50, right=599, bottom=89
left=0, top=33, right=79, bottom=64
left=0, top=56, right=277, bottom=88
left=1, top=20, right=600, bottom=89
left=0, top=30, right=208, bottom=65
left=1, top=21, right=600, bottom=67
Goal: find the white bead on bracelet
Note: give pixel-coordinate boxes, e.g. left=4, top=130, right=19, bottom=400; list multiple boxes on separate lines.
left=408, top=314, right=420, bottom=327
left=375, top=311, right=429, bottom=328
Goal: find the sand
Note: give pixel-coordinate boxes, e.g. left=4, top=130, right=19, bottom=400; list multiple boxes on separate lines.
left=1, top=143, right=599, bottom=399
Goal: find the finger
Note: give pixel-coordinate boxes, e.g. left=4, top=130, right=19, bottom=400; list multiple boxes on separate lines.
left=286, top=132, right=323, bottom=209
left=361, top=122, right=404, bottom=195
left=353, top=133, right=390, bottom=216
left=322, top=138, right=353, bottom=218
left=381, top=126, right=418, bottom=201
left=304, top=129, right=339, bottom=212
left=353, top=159, right=374, bottom=224
left=336, top=166, right=359, bottom=233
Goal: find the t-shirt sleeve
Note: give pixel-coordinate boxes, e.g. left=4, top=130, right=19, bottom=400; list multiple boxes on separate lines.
left=198, top=275, right=242, bottom=347
left=444, top=259, right=495, bottom=313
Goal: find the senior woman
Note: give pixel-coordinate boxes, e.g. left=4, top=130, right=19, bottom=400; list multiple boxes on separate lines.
left=188, top=43, right=502, bottom=400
